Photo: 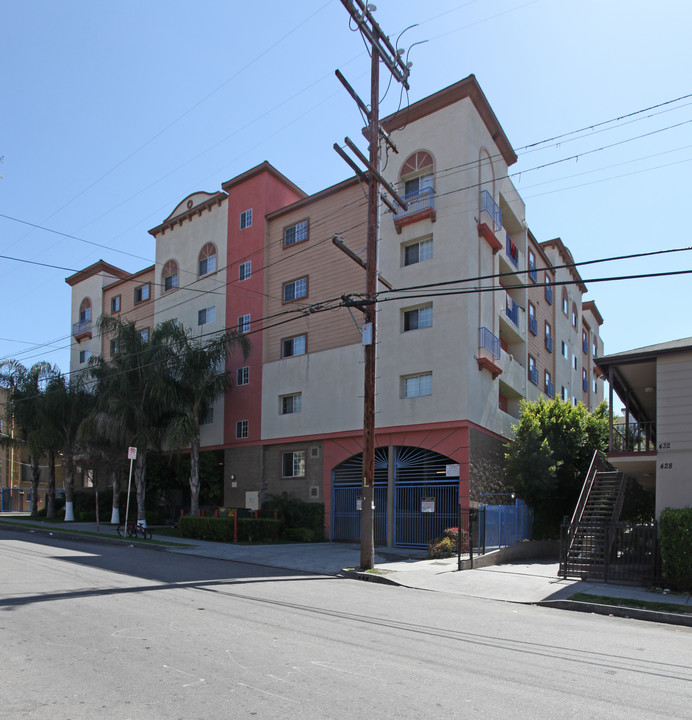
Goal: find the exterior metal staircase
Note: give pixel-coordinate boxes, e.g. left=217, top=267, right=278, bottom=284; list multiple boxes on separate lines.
left=560, top=451, right=627, bottom=580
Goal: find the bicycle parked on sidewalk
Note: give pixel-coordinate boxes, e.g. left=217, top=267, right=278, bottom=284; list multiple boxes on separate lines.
left=117, top=519, right=152, bottom=540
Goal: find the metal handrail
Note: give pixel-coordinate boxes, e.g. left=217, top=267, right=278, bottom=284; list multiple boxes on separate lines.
left=479, top=326, right=501, bottom=360
left=480, top=189, right=502, bottom=231
left=394, top=187, right=434, bottom=218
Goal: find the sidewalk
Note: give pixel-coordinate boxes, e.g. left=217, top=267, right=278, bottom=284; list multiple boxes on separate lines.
left=2, top=517, right=690, bottom=626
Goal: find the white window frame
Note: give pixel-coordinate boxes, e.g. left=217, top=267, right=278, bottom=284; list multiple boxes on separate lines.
left=403, top=236, right=433, bottom=267
left=237, top=314, right=250, bottom=333
left=284, top=220, right=308, bottom=247
left=199, top=253, right=217, bottom=277
left=199, top=407, right=214, bottom=425
left=281, top=450, right=305, bottom=478
left=236, top=420, right=248, bottom=439
left=198, top=306, right=216, bottom=326
left=111, top=295, right=121, bottom=313
left=79, top=349, right=91, bottom=364
left=403, top=304, right=433, bottom=332
left=280, top=393, right=302, bottom=415
left=401, top=372, right=432, bottom=398
left=239, top=261, right=251, bottom=281
left=237, top=366, right=249, bottom=386
left=282, top=334, right=306, bottom=358
left=283, top=277, right=307, bottom=302
left=240, top=209, right=253, bottom=230
left=134, top=284, right=150, bottom=304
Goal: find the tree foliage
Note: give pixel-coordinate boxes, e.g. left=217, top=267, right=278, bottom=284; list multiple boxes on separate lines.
left=504, top=397, right=609, bottom=538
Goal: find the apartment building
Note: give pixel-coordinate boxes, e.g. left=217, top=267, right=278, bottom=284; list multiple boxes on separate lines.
left=65, top=75, right=604, bottom=546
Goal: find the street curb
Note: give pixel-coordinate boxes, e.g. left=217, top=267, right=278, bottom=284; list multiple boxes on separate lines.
left=536, top=599, right=692, bottom=627
left=339, top=568, right=403, bottom=586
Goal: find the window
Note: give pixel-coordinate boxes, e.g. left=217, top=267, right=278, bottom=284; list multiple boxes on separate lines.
left=109, top=339, right=119, bottom=356
left=545, top=275, right=553, bottom=304
left=280, top=393, right=302, bottom=415
left=239, top=261, right=251, bottom=281
left=282, top=450, right=305, bottom=478
left=593, top=377, right=598, bottom=393
left=284, top=220, right=308, bottom=247
left=545, top=371, right=554, bottom=398
left=562, top=386, right=568, bottom=401
left=403, top=304, right=432, bottom=331
left=572, top=303, right=578, bottom=328
left=139, top=328, right=150, bottom=343
left=561, top=341, right=568, bottom=359
left=79, top=298, right=91, bottom=323
left=562, top=289, right=569, bottom=316
left=111, top=295, right=121, bottom=313
left=240, top=209, right=252, bottom=229
left=403, top=237, right=433, bottom=266
left=198, top=306, right=216, bottom=325
left=582, top=368, right=588, bottom=392
left=283, top=277, right=307, bottom=302
left=237, top=314, right=250, bottom=334
left=199, top=243, right=217, bottom=276
left=282, top=334, right=306, bottom=358
left=199, top=407, right=214, bottom=425
left=236, top=420, right=248, bottom=439
left=79, top=349, right=91, bottom=364
left=162, top=259, right=178, bottom=292
left=237, top=366, right=249, bottom=386
left=573, top=354, right=578, bottom=370
left=134, top=284, right=150, bottom=304
left=545, top=322, right=553, bottom=353
left=404, top=172, right=433, bottom=196
left=528, top=302, right=537, bottom=335
left=528, top=356, right=538, bottom=385
left=593, top=339, right=598, bottom=358
left=528, top=250, right=537, bottom=282
left=582, top=330, right=588, bottom=354
left=402, top=372, right=432, bottom=398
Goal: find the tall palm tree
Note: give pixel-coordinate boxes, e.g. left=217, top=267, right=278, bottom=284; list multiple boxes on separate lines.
left=157, top=322, right=249, bottom=515
left=89, top=316, right=175, bottom=526
left=0, top=360, right=53, bottom=516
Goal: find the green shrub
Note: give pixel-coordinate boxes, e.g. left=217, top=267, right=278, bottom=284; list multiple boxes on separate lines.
left=78, top=511, right=96, bottom=522
left=428, top=526, right=469, bottom=558
left=283, top=527, right=315, bottom=542
left=237, top=518, right=280, bottom=542
left=659, top=507, right=692, bottom=591
left=178, top=516, right=280, bottom=543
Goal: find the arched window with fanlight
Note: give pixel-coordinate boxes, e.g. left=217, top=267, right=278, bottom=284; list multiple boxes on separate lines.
left=162, top=259, right=178, bottom=292
left=199, top=243, right=217, bottom=277
left=394, top=151, right=436, bottom=230
left=78, top=297, right=92, bottom=324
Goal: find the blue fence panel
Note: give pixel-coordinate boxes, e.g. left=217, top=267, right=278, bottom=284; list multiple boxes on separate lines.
left=332, top=483, right=387, bottom=544
left=479, top=499, right=533, bottom=549
left=394, top=483, right=458, bottom=548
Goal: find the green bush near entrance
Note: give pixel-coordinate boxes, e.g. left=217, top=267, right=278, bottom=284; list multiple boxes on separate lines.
left=659, top=507, right=692, bottom=591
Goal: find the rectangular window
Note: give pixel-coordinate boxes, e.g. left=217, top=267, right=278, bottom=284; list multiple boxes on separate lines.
left=593, top=340, right=598, bottom=358
left=528, top=250, right=537, bottom=282
left=282, top=334, right=306, bottom=358
left=198, top=306, right=216, bottom=326
left=240, top=209, right=253, bottom=229
left=545, top=322, right=553, bottom=353
left=236, top=366, right=249, bottom=386
left=237, top=314, right=250, bottom=333
left=582, top=369, right=588, bottom=392
left=562, top=386, right=568, bottom=401
left=236, top=420, right=248, bottom=439
left=284, top=220, right=308, bottom=247
left=528, top=355, right=538, bottom=385
left=79, top=349, right=91, bottom=364
left=283, top=276, right=307, bottom=302
left=164, top=273, right=178, bottom=292
left=403, top=304, right=432, bottom=331
left=562, top=293, right=568, bottom=316
left=280, top=393, right=302, bottom=415
left=239, top=261, right=251, bottom=281
left=545, top=277, right=553, bottom=305
left=404, top=173, right=433, bottom=195
left=134, top=284, right=150, bottom=304
left=139, top=328, right=150, bottom=343
left=573, top=354, right=578, bottom=370
left=545, top=371, right=554, bottom=398
left=403, top=237, right=433, bottom=266
left=199, top=407, right=214, bottom=425
left=111, top=295, right=121, bottom=313
left=402, top=372, right=432, bottom=398
left=582, top=330, right=589, bottom=354
left=528, top=302, right=537, bottom=335
left=282, top=450, right=305, bottom=478
left=199, top=254, right=217, bottom=276
left=561, top=341, right=569, bottom=359
left=110, top=339, right=119, bottom=356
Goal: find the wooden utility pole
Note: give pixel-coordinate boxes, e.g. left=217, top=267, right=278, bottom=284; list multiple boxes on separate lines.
left=335, top=1, right=410, bottom=569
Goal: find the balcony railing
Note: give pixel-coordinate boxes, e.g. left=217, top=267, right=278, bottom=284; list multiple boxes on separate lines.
left=546, top=380, right=555, bottom=398
left=611, top=421, right=656, bottom=453
left=504, top=297, right=518, bottom=326
left=528, top=259, right=537, bottom=283
left=480, top=189, right=502, bottom=232
left=529, top=365, right=538, bottom=385
left=505, top=234, right=518, bottom=268
left=545, top=285, right=553, bottom=304
left=479, top=327, right=501, bottom=360
left=545, top=335, right=553, bottom=353
left=529, top=315, right=537, bottom=335
left=73, top=319, right=92, bottom=338
left=583, top=338, right=589, bottom=354
left=394, top=187, right=435, bottom=219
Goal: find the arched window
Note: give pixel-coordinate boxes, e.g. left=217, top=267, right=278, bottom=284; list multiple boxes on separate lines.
left=79, top=297, right=91, bottom=323
left=400, top=151, right=434, bottom=196
left=162, top=259, right=178, bottom=292
left=199, top=243, right=217, bottom=276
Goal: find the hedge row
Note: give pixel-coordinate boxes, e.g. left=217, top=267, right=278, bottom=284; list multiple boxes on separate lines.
left=179, top=516, right=280, bottom=543
left=659, top=507, right=692, bottom=591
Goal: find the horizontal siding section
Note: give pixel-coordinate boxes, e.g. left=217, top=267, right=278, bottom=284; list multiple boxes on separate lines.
left=657, top=353, right=692, bottom=451
left=264, top=183, right=367, bottom=363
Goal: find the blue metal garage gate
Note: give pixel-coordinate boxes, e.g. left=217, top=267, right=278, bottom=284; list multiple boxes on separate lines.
left=332, top=446, right=459, bottom=548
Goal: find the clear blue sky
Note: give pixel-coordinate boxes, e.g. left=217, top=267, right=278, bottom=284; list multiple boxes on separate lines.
left=2, top=0, right=691, bottom=374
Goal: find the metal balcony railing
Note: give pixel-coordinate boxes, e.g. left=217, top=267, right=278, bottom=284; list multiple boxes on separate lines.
left=583, top=338, right=589, bottom=354
left=528, top=259, right=538, bottom=283
left=504, top=298, right=518, bottom=326
left=480, top=189, right=502, bottom=232
left=529, top=365, right=539, bottom=385
left=545, top=335, right=553, bottom=353
left=611, top=421, right=656, bottom=453
left=529, top=315, right=538, bottom=335
left=546, top=380, right=555, bottom=398
left=545, top=285, right=553, bottom=304
left=394, top=187, right=434, bottom=218
left=479, top=327, right=501, bottom=360
left=505, top=234, right=518, bottom=268
left=73, top=319, right=92, bottom=337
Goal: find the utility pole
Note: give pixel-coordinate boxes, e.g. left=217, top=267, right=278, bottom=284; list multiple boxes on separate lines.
left=335, top=1, right=410, bottom=569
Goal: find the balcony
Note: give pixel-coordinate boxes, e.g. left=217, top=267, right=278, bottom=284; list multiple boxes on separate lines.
left=545, top=284, right=553, bottom=305
left=611, top=421, right=656, bottom=453
left=393, top=187, right=436, bottom=233
left=505, top=234, right=518, bottom=268
left=480, top=190, right=502, bottom=231
left=528, top=365, right=538, bottom=385
left=529, top=315, right=537, bottom=335
left=477, top=327, right=502, bottom=378
left=73, top=319, right=92, bottom=342
left=505, top=298, right=518, bottom=326
left=545, top=335, right=553, bottom=353
left=545, top=379, right=555, bottom=398
left=528, top=258, right=538, bottom=283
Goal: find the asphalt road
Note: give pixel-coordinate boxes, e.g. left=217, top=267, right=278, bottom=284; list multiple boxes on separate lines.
left=1, top=528, right=690, bottom=720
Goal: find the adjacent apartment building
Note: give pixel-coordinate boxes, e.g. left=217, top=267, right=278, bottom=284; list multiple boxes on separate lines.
left=65, top=75, right=604, bottom=546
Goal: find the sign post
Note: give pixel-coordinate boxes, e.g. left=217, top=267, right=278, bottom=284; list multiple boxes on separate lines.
left=124, top=447, right=137, bottom=533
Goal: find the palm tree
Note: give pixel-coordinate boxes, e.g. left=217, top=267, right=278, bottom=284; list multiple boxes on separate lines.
left=157, top=322, right=249, bottom=516
left=0, top=360, right=52, bottom=516
left=44, top=371, right=94, bottom=522
left=89, top=316, right=175, bottom=526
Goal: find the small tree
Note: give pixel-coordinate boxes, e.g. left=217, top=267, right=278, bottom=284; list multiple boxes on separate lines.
left=505, top=397, right=608, bottom=538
